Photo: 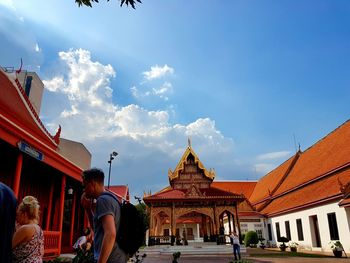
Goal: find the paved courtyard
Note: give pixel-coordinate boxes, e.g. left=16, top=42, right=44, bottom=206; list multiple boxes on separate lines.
left=138, top=246, right=350, bottom=263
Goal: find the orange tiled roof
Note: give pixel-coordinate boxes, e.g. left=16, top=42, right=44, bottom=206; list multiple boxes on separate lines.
left=273, top=121, right=350, bottom=196
left=144, top=186, right=244, bottom=201
left=260, top=168, right=350, bottom=216
left=212, top=181, right=257, bottom=198
left=107, top=185, right=129, bottom=202
left=238, top=211, right=265, bottom=218
left=0, top=70, right=57, bottom=148
left=339, top=196, right=350, bottom=207
left=249, top=155, right=297, bottom=205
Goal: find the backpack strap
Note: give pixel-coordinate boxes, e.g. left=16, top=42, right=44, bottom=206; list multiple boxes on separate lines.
left=100, top=191, right=120, bottom=204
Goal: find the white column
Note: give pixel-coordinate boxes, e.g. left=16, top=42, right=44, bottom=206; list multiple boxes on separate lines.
left=197, top=223, right=200, bottom=240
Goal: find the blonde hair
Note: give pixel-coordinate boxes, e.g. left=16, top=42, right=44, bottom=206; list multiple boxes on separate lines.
left=18, top=195, right=40, bottom=221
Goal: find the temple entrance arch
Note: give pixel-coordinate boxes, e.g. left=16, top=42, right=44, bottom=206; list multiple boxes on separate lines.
left=175, top=209, right=216, bottom=242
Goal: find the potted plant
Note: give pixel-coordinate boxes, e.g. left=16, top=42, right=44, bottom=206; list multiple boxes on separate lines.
left=289, top=242, right=298, bottom=252
left=329, top=240, right=343, bottom=258
left=277, top=236, right=289, bottom=251
left=258, top=238, right=266, bottom=249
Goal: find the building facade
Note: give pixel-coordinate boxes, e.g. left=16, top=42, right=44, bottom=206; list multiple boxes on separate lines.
left=0, top=67, right=91, bottom=257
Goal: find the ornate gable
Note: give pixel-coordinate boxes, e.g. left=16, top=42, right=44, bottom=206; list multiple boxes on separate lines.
left=168, top=144, right=215, bottom=190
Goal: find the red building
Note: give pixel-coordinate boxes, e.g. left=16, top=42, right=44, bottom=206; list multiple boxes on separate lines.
left=0, top=68, right=91, bottom=258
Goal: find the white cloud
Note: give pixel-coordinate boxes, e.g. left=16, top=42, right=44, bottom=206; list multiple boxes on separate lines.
left=143, top=64, right=174, bottom=81
left=131, top=82, right=173, bottom=101
left=35, top=42, right=41, bottom=52
left=254, top=163, right=277, bottom=174
left=41, top=49, right=236, bottom=197
left=0, top=0, right=15, bottom=10
left=257, top=151, right=291, bottom=160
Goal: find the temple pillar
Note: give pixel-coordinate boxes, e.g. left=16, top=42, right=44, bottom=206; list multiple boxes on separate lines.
left=149, top=206, right=154, bottom=236
left=196, top=223, right=200, bottom=240
left=69, top=191, right=77, bottom=247
left=171, top=203, right=175, bottom=245
left=45, top=182, right=54, bottom=230
left=202, top=214, right=207, bottom=236
left=58, top=175, right=66, bottom=255
left=13, top=153, right=23, bottom=198
left=228, top=213, right=232, bottom=234
left=235, top=203, right=242, bottom=243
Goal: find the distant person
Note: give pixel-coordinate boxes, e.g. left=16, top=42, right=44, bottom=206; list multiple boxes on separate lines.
left=81, top=168, right=127, bottom=263
left=0, top=182, right=17, bottom=263
left=12, top=196, right=44, bottom=263
left=73, top=227, right=92, bottom=251
left=230, top=231, right=241, bottom=261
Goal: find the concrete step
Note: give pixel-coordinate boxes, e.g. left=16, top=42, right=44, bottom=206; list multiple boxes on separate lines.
left=141, top=244, right=246, bottom=256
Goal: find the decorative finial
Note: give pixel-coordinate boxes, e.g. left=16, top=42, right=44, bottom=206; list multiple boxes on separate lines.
left=53, top=125, right=61, bottom=144
left=298, top=143, right=301, bottom=152
left=15, top=58, right=23, bottom=75
left=188, top=137, right=191, bottom=148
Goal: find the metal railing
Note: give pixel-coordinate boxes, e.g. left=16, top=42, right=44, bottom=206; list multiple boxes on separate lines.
left=148, top=235, right=172, bottom=246
left=43, top=231, right=61, bottom=257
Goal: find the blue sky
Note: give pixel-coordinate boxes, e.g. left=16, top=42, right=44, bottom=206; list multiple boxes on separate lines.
left=1, top=0, right=350, bottom=199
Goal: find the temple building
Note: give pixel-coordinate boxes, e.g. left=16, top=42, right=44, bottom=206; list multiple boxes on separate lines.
left=143, top=120, right=350, bottom=254
left=143, top=144, right=247, bottom=245
left=0, top=67, right=91, bottom=257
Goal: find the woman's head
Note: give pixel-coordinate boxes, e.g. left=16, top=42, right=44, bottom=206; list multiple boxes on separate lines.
left=17, top=196, right=40, bottom=224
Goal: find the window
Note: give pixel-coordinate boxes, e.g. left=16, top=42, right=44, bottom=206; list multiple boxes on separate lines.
left=276, top=222, right=281, bottom=240
left=25, top=76, right=33, bottom=96
left=296, top=219, right=304, bottom=241
left=256, top=229, right=263, bottom=239
left=327, top=213, right=339, bottom=240
left=285, top=221, right=291, bottom=241
left=267, top=224, right=272, bottom=241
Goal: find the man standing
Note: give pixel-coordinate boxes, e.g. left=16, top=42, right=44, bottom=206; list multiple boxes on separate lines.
left=230, top=231, right=241, bottom=261
left=81, top=168, right=127, bottom=263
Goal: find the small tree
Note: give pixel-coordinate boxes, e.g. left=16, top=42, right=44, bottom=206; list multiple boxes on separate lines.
left=244, top=231, right=259, bottom=247
left=277, top=236, right=289, bottom=251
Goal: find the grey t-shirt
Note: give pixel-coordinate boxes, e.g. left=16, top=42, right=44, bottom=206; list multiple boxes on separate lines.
left=93, top=193, right=127, bottom=263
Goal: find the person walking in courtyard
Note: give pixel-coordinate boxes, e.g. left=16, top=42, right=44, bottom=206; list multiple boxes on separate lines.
left=12, top=196, right=44, bottom=263
left=81, top=168, right=127, bottom=263
left=230, top=231, right=241, bottom=261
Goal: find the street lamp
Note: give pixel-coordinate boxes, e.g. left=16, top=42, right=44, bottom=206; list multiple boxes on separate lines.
left=107, top=151, right=118, bottom=189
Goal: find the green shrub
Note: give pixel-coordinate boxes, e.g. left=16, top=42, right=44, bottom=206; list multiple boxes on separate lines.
left=244, top=231, right=259, bottom=247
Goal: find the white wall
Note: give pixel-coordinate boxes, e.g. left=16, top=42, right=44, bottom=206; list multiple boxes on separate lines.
left=267, top=203, right=350, bottom=252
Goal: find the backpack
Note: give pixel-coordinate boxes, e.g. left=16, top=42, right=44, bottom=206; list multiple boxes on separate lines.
left=101, top=192, right=147, bottom=256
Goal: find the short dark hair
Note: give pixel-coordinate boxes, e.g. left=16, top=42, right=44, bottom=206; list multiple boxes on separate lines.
left=82, top=168, right=105, bottom=183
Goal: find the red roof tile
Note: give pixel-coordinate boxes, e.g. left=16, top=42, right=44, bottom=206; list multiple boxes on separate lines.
left=339, top=196, right=350, bottom=207
left=274, top=121, right=350, bottom=196
left=144, top=186, right=244, bottom=201
left=238, top=211, right=265, bottom=218
left=0, top=70, right=56, bottom=148
left=107, top=185, right=129, bottom=202
left=249, top=155, right=297, bottom=205
left=260, top=168, right=350, bottom=216
left=212, top=181, right=257, bottom=198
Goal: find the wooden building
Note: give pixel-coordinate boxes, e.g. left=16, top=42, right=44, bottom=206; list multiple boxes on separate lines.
left=0, top=68, right=91, bottom=257
left=143, top=144, right=245, bottom=245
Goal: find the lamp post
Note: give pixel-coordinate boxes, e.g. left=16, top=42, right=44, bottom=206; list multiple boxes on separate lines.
left=108, top=151, right=118, bottom=189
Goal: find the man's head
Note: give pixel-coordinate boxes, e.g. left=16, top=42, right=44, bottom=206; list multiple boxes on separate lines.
left=82, top=168, right=105, bottom=198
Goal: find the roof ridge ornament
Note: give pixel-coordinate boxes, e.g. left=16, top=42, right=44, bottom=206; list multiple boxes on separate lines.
left=188, top=137, right=191, bottom=148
